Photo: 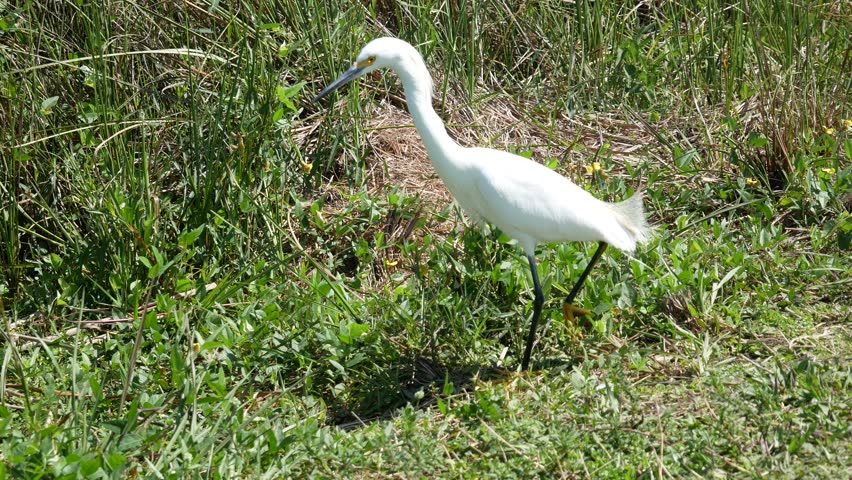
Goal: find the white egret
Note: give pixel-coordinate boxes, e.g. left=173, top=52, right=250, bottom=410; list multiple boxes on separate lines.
left=313, top=37, right=650, bottom=370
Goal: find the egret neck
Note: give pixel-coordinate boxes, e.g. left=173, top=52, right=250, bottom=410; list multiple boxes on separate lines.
left=395, top=51, right=464, bottom=178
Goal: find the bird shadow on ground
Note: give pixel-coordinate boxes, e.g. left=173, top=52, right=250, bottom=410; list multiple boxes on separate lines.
left=330, top=354, right=577, bottom=430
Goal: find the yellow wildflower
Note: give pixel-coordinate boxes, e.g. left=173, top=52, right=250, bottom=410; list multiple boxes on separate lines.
left=301, top=161, right=313, bottom=174
left=821, top=167, right=836, bottom=175
left=745, top=177, right=758, bottom=186
left=585, top=161, right=602, bottom=175
left=844, top=119, right=852, bottom=131
left=385, top=259, right=399, bottom=267
left=823, top=126, right=835, bottom=135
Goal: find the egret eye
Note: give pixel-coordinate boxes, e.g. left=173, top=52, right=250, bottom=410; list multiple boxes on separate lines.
left=353, top=56, right=375, bottom=69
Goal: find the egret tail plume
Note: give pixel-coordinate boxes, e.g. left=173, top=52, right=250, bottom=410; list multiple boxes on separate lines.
left=608, top=191, right=651, bottom=251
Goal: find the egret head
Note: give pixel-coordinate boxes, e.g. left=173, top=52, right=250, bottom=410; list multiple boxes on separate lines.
left=312, top=37, right=412, bottom=103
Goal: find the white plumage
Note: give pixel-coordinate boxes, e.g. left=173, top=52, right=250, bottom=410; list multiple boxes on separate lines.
left=461, top=147, right=648, bottom=253
left=314, top=37, right=650, bottom=369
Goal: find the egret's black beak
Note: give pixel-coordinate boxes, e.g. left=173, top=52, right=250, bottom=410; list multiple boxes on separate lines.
left=312, top=64, right=365, bottom=103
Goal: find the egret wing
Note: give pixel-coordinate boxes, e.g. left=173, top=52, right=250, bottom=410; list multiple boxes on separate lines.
left=468, top=149, right=612, bottom=248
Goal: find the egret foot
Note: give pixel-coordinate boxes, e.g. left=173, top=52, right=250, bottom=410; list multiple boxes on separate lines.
left=482, top=364, right=526, bottom=381
left=562, top=303, right=592, bottom=341
left=488, top=364, right=515, bottom=378
left=562, top=302, right=592, bottom=322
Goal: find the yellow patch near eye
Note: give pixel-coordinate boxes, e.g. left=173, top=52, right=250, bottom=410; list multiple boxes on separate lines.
left=356, top=56, right=375, bottom=68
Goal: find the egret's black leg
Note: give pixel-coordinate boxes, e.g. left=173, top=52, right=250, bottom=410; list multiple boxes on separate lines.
left=521, top=253, right=545, bottom=371
left=562, top=242, right=608, bottom=325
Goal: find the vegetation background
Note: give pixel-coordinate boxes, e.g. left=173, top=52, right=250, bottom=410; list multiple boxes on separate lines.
left=1, top=0, right=850, bottom=477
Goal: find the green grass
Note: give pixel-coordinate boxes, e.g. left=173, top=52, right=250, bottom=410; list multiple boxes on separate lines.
left=1, top=0, right=850, bottom=478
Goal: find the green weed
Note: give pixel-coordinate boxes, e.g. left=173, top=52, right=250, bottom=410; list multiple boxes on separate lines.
left=1, top=0, right=849, bottom=478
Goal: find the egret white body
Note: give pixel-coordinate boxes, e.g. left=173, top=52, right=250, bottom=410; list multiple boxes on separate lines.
left=313, top=37, right=650, bottom=369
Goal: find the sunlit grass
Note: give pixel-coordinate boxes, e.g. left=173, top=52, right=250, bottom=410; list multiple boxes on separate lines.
left=1, top=0, right=849, bottom=477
